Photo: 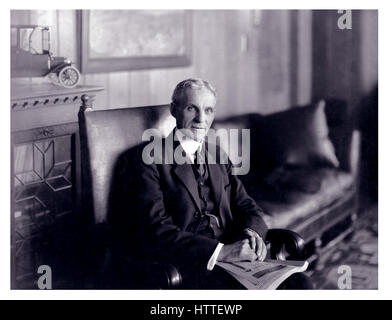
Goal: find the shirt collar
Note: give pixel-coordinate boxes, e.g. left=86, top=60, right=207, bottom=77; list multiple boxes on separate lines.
left=175, top=128, right=203, bottom=159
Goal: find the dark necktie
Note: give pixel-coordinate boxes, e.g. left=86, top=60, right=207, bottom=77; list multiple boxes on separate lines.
left=196, top=148, right=206, bottom=177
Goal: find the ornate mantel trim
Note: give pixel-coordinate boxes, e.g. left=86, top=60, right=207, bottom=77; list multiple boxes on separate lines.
left=11, top=83, right=104, bottom=111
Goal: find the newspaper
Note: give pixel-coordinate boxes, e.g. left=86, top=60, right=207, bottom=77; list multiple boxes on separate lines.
left=217, top=259, right=309, bottom=290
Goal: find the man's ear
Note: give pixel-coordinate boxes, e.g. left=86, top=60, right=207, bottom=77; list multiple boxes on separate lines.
left=170, top=102, right=176, bottom=117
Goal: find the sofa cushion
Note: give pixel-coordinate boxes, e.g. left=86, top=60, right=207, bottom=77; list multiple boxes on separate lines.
left=255, top=100, right=339, bottom=170
left=263, top=165, right=324, bottom=195
left=244, top=168, right=354, bottom=229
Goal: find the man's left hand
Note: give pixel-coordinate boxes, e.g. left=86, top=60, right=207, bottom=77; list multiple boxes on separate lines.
left=243, top=229, right=267, bottom=261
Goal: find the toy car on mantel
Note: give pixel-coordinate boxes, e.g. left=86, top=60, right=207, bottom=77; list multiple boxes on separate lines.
left=11, top=25, right=80, bottom=88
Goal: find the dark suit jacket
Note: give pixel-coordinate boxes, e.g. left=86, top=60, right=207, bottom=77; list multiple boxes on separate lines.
left=131, top=130, right=268, bottom=269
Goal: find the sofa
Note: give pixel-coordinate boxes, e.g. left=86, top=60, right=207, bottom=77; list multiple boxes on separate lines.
left=213, top=99, right=360, bottom=259
left=78, top=96, right=360, bottom=287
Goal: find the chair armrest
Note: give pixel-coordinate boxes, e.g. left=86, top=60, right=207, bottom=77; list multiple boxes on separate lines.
left=265, top=229, right=305, bottom=261
left=113, top=255, right=182, bottom=289
left=149, top=262, right=182, bottom=289
left=85, top=224, right=182, bottom=289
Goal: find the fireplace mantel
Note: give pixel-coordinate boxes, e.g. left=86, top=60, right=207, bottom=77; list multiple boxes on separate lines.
left=11, top=82, right=104, bottom=132
left=11, top=82, right=104, bottom=288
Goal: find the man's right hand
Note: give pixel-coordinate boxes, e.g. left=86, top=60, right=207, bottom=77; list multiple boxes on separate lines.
left=217, top=239, right=258, bottom=263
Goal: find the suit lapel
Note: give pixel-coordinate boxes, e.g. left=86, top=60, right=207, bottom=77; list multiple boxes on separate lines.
left=173, top=164, right=202, bottom=212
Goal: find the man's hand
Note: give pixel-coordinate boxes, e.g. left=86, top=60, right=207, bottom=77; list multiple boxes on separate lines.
left=217, top=239, right=258, bottom=263
left=243, top=229, right=267, bottom=261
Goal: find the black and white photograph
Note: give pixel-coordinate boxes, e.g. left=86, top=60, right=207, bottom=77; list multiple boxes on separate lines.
left=9, top=8, right=378, bottom=294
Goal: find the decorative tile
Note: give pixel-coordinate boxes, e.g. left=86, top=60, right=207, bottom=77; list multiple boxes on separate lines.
left=12, top=134, right=75, bottom=288
left=46, top=176, right=72, bottom=192
left=15, top=171, right=43, bottom=186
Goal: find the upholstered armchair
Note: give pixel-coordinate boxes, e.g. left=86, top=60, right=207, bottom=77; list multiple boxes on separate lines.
left=78, top=95, right=305, bottom=289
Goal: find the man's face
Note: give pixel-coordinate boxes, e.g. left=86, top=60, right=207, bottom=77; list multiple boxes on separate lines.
left=171, top=87, right=216, bottom=141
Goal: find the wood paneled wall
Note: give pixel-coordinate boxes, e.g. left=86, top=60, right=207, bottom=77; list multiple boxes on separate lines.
left=312, top=10, right=378, bottom=109
left=11, top=10, right=313, bottom=118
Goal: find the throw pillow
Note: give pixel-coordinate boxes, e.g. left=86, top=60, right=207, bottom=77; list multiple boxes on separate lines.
left=257, top=100, right=339, bottom=169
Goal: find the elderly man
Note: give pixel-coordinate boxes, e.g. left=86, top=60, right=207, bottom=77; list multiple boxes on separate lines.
left=132, top=78, right=311, bottom=289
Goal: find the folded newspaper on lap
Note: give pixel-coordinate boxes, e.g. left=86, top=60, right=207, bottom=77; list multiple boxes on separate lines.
left=217, top=259, right=309, bottom=290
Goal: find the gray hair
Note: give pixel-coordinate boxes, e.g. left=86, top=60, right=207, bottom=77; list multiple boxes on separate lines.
left=171, top=78, right=217, bottom=106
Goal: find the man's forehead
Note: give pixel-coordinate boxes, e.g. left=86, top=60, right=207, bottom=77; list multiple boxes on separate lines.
left=183, top=87, right=216, bottom=103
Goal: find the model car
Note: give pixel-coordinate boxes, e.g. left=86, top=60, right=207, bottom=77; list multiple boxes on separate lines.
left=11, top=25, right=80, bottom=88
